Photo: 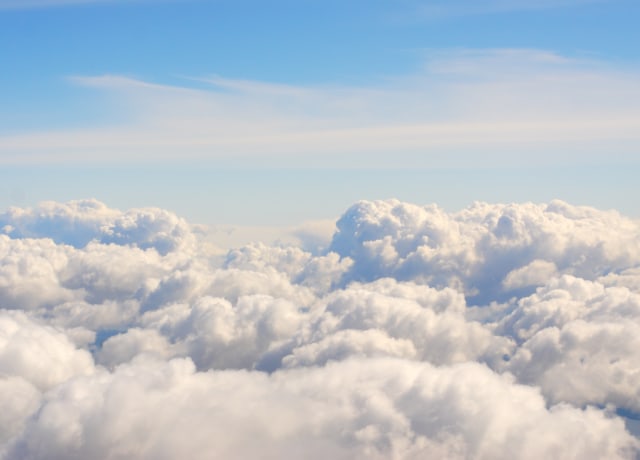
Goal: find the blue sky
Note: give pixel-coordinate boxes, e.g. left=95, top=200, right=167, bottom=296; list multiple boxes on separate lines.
left=1, top=0, right=639, bottom=225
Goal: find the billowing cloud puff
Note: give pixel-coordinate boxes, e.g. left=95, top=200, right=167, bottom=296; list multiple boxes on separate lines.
left=0, top=375, right=40, bottom=449
left=0, top=198, right=640, bottom=458
left=136, top=294, right=305, bottom=370
left=224, top=242, right=353, bottom=294
left=0, top=310, right=94, bottom=390
left=0, top=235, right=76, bottom=310
left=271, top=278, right=513, bottom=371
left=330, top=199, right=640, bottom=304
left=0, top=199, right=194, bottom=255
left=6, top=357, right=639, bottom=460
left=494, top=276, right=640, bottom=413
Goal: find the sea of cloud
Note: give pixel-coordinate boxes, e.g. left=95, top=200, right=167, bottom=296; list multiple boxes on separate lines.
left=0, top=198, right=639, bottom=459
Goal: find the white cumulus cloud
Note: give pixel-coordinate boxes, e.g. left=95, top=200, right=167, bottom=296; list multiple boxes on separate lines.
left=0, top=197, right=639, bottom=458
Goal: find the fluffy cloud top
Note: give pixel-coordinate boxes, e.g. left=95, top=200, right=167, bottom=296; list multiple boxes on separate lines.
left=330, top=199, right=640, bottom=303
left=0, top=198, right=639, bottom=458
left=6, top=357, right=638, bottom=460
left=0, top=199, right=194, bottom=255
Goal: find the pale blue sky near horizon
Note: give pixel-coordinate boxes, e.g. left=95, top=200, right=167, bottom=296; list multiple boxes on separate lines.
left=1, top=0, right=639, bottom=225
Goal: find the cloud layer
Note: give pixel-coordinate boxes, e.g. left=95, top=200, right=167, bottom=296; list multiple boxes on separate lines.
left=0, top=198, right=639, bottom=458
left=2, top=49, right=640, bottom=167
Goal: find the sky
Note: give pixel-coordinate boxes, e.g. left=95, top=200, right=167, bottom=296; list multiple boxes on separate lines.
left=1, top=0, right=639, bottom=226
left=3, top=3, right=640, bottom=457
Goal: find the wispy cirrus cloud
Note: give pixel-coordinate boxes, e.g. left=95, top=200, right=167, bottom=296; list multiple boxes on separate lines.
left=1, top=48, right=639, bottom=167
left=417, top=0, right=608, bottom=18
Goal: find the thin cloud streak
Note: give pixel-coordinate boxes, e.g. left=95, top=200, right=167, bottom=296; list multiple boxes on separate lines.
left=417, top=0, right=607, bottom=18
left=1, top=49, right=639, bottom=167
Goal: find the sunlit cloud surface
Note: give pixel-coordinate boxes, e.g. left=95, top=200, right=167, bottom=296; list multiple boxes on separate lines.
left=0, top=197, right=639, bottom=458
